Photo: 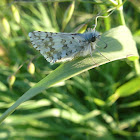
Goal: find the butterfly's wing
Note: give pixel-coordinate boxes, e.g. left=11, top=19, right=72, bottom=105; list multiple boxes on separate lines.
left=28, top=31, right=90, bottom=64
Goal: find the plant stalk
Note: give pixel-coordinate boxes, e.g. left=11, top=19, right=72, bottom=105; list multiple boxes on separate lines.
left=117, top=0, right=126, bottom=25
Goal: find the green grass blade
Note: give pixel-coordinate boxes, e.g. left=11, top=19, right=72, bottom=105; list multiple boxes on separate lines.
left=107, top=76, right=140, bottom=105
left=0, top=25, right=139, bottom=124
left=119, top=100, right=140, bottom=108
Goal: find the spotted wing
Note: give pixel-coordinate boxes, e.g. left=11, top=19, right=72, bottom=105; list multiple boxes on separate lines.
left=28, top=31, right=90, bottom=64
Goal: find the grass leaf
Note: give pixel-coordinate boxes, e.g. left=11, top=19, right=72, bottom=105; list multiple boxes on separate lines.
left=107, top=76, right=140, bottom=106
left=0, top=25, right=139, bottom=124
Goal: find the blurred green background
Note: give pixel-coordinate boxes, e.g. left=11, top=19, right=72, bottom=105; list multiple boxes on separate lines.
left=0, top=0, right=140, bottom=139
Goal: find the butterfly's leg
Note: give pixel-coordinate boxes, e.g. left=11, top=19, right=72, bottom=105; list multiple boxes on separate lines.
left=89, top=44, right=99, bottom=67
left=95, top=46, right=110, bottom=61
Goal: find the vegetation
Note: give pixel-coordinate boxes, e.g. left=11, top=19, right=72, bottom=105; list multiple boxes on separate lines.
left=0, top=0, right=140, bottom=139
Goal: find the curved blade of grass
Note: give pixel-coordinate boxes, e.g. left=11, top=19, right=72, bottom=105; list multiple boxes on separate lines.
left=107, top=76, right=140, bottom=106
left=0, top=25, right=139, bottom=124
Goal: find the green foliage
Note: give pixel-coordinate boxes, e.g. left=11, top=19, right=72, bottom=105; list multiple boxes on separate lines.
left=0, top=0, right=140, bottom=140
left=62, top=1, right=75, bottom=31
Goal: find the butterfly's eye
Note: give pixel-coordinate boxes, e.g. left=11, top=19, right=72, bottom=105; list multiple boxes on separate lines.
left=91, top=36, right=96, bottom=42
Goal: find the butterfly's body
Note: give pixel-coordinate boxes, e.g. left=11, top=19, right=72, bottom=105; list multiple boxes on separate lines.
left=28, top=29, right=100, bottom=64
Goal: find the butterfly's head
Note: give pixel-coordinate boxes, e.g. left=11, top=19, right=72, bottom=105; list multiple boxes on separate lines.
left=91, top=31, right=100, bottom=42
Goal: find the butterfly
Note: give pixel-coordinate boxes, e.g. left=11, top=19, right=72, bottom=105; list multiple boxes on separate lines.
left=28, top=29, right=101, bottom=64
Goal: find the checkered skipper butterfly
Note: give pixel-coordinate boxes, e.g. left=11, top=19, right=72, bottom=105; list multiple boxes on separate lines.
left=28, top=29, right=102, bottom=64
